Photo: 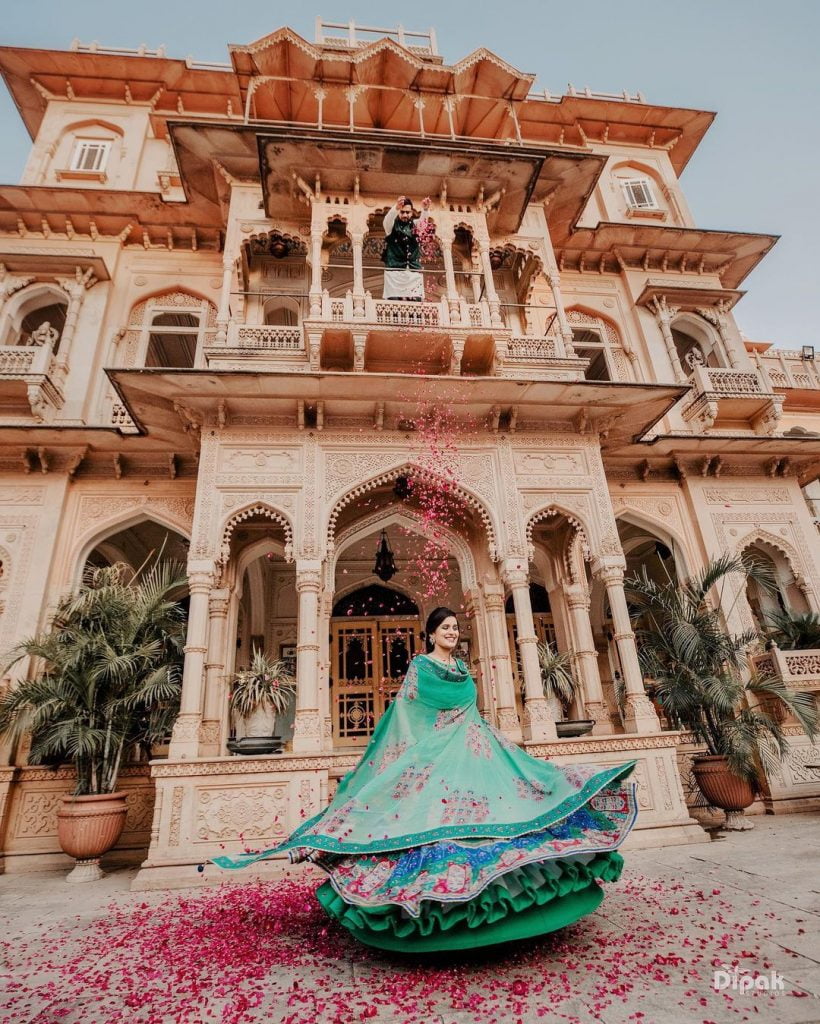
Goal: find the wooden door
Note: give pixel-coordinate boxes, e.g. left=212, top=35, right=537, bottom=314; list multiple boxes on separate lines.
left=331, top=617, right=421, bottom=745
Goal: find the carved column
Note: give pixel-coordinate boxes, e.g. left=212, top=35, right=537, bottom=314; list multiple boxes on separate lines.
left=292, top=561, right=322, bottom=752
left=199, top=587, right=230, bottom=756
left=463, top=589, right=490, bottom=718
left=698, top=301, right=750, bottom=371
left=169, top=564, right=214, bottom=759
left=502, top=562, right=557, bottom=741
left=564, top=582, right=613, bottom=734
left=545, top=269, right=574, bottom=358
left=214, top=258, right=233, bottom=344
left=308, top=229, right=323, bottom=318
left=649, top=296, right=685, bottom=382
left=595, top=563, right=661, bottom=734
left=351, top=230, right=366, bottom=317
left=477, top=238, right=503, bottom=328
left=318, top=588, right=334, bottom=750
left=441, top=236, right=461, bottom=323
left=55, top=267, right=93, bottom=370
left=481, top=581, right=522, bottom=742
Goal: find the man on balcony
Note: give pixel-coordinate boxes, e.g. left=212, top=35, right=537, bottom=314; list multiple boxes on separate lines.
left=381, top=195, right=431, bottom=301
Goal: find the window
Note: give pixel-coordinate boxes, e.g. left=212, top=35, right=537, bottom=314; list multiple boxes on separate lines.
left=145, top=311, right=200, bottom=368
left=572, top=328, right=612, bottom=381
left=622, top=178, right=658, bottom=211
left=70, top=139, right=111, bottom=173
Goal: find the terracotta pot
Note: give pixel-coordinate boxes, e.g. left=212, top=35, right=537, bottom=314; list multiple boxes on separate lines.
left=691, top=755, right=755, bottom=812
left=57, top=791, right=129, bottom=881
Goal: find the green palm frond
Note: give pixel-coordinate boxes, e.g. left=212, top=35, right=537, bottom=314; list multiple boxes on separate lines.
left=625, top=555, right=818, bottom=785
left=0, top=558, right=187, bottom=795
left=535, top=642, right=576, bottom=707
left=229, top=650, right=296, bottom=718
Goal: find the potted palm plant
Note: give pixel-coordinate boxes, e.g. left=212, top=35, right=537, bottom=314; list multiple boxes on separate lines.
left=626, top=554, right=818, bottom=829
left=0, top=560, right=186, bottom=882
left=227, top=648, right=296, bottom=755
left=765, top=610, right=820, bottom=651
left=534, top=641, right=593, bottom=737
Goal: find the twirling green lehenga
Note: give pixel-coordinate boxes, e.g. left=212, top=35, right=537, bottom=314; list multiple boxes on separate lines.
left=214, top=654, right=638, bottom=952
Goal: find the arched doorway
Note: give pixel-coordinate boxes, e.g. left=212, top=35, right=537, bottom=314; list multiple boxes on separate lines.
left=331, top=583, right=422, bottom=745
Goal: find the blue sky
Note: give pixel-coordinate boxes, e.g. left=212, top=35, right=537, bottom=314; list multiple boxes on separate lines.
left=2, top=1, right=818, bottom=346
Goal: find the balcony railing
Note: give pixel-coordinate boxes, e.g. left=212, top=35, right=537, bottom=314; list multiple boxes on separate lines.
left=313, top=293, right=495, bottom=330
left=751, top=647, right=820, bottom=693
left=680, top=364, right=783, bottom=434
left=757, top=349, right=820, bottom=391
left=231, top=325, right=303, bottom=350
left=0, top=343, right=64, bottom=420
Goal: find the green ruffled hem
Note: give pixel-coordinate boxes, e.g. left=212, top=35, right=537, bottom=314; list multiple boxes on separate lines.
left=316, top=850, right=622, bottom=952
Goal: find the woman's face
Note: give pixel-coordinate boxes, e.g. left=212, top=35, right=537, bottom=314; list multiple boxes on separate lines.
left=432, top=616, right=459, bottom=651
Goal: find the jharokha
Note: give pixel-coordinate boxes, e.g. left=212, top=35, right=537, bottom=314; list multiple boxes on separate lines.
left=0, top=21, right=818, bottom=886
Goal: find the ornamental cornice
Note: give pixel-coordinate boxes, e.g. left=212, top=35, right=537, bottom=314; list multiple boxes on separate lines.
left=151, top=754, right=362, bottom=777
left=525, top=731, right=682, bottom=756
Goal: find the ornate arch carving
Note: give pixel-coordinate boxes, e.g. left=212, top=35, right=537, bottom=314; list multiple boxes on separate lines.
left=121, top=289, right=218, bottom=367
left=70, top=503, right=193, bottom=587
left=525, top=504, right=592, bottom=583
left=218, top=502, right=294, bottom=567
left=326, top=463, right=499, bottom=562
left=738, top=529, right=807, bottom=582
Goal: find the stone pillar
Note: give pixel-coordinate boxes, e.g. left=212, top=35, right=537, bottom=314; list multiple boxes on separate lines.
left=351, top=231, right=366, bottom=317
left=564, top=582, right=613, bottom=735
left=477, top=239, right=503, bottom=328
left=595, top=564, right=661, bottom=734
left=441, top=237, right=461, bottom=322
left=308, top=230, right=323, bottom=318
left=292, top=560, right=322, bottom=752
left=169, top=564, right=214, bottom=759
left=545, top=268, right=575, bottom=358
left=698, top=301, right=750, bottom=371
left=55, top=267, right=93, bottom=371
left=502, top=562, right=557, bottom=741
left=481, top=581, right=522, bottom=742
left=649, top=296, right=685, bottom=382
left=214, top=258, right=233, bottom=344
left=199, top=587, right=230, bottom=756
left=318, top=589, right=333, bottom=750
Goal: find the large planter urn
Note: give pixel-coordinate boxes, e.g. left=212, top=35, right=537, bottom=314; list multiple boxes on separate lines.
left=56, top=791, right=129, bottom=883
left=691, top=755, right=755, bottom=831
left=228, top=706, right=283, bottom=756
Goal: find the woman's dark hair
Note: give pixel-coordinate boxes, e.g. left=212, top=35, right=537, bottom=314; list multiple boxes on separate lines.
left=424, top=606, right=459, bottom=652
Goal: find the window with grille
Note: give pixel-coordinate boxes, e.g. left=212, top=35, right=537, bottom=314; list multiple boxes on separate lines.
left=70, top=139, right=111, bottom=173
left=622, top=178, right=658, bottom=211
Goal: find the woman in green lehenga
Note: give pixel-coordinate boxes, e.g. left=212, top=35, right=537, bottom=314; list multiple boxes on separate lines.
left=214, top=607, right=638, bottom=952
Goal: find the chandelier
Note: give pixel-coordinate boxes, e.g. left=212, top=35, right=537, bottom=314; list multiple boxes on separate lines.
left=373, top=529, right=397, bottom=582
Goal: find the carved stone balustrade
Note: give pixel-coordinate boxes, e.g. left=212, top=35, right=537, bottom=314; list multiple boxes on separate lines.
left=680, top=364, right=784, bottom=435
left=0, top=343, right=64, bottom=421
left=751, top=647, right=820, bottom=694
left=205, top=322, right=308, bottom=370
left=503, top=335, right=587, bottom=382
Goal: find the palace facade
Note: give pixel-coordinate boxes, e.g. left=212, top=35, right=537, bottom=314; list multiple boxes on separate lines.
left=1, top=22, right=819, bottom=886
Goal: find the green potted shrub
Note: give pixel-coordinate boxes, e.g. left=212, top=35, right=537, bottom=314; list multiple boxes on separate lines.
left=534, top=641, right=592, bottom=737
left=626, top=554, right=818, bottom=829
left=0, top=560, right=186, bottom=881
left=765, top=610, right=820, bottom=651
left=227, top=648, right=296, bottom=755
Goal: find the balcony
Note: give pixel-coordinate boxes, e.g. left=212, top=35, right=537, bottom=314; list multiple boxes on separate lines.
left=751, top=647, right=820, bottom=694
left=305, top=293, right=503, bottom=375
left=205, top=323, right=307, bottom=370
left=0, top=344, right=64, bottom=421
left=680, top=364, right=783, bottom=435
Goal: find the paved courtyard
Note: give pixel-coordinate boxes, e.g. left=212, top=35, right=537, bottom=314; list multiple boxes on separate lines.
left=1, top=814, right=819, bottom=1024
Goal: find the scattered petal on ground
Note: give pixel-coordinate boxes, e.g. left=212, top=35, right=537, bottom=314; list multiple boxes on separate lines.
left=1, top=866, right=812, bottom=1024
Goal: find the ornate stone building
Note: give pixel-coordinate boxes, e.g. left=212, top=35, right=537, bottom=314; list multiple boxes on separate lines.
left=0, top=22, right=818, bottom=885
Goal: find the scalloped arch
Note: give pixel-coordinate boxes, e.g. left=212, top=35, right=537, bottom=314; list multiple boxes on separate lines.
left=525, top=504, right=593, bottom=582
left=326, top=463, right=499, bottom=561
left=218, top=503, right=294, bottom=566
